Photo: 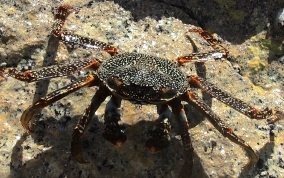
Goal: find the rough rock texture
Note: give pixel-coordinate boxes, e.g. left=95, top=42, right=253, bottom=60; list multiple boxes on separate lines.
left=0, top=0, right=284, bottom=178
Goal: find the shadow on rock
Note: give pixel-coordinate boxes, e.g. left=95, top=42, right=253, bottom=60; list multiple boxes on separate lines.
left=9, top=111, right=209, bottom=177
left=239, top=141, right=276, bottom=178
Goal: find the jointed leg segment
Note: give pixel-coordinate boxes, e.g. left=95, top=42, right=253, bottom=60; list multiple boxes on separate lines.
left=71, top=85, right=110, bottom=163
left=1, top=58, right=100, bottom=82
left=183, top=91, right=259, bottom=168
left=176, top=28, right=228, bottom=65
left=189, top=75, right=284, bottom=122
left=20, top=75, right=98, bottom=132
left=169, top=99, right=193, bottom=178
left=183, top=75, right=283, bottom=168
left=52, top=4, right=119, bottom=55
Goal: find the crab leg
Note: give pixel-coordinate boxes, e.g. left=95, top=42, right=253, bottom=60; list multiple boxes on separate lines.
left=102, top=96, right=127, bottom=147
left=0, top=58, right=100, bottom=83
left=145, top=104, right=172, bottom=153
left=72, top=85, right=110, bottom=163
left=52, top=5, right=119, bottom=55
left=189, top=75, right=284, bottom=122
left=168, top=99, right=193, bottom=178
left=176, top=28, right=228, bottom=65
left=21, top=75, right=98, bottom=132
left=183, top=91, right=258, bottom=168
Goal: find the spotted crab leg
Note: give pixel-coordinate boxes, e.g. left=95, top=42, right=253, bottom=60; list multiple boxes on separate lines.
left=72, top=85, right=110, bottom=163
left=0, top=58, right=100, bottom=82
left=168, top=98, right=193, bottom=178
left=21, top=75, right=98, bottom=132
left=145, top=104, right=172, bottom=154
left=52, top=5, right=119, bottom=55
left=189, top=75, right=284, bottom=123
left=176, top=28, right=228, bottom=65
left=182, top=91, right=259, bottom=168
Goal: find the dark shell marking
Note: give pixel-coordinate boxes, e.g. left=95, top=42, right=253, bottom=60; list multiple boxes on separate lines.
left=97, top=52, right=188, bottom=103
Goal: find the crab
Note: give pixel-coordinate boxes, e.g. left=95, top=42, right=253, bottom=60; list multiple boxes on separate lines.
left=1, top=4, right=283, bottom=177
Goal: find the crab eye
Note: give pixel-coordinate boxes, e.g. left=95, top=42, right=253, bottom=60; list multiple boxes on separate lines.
left=161, top=87, right=177, bottom=100
left=106, top=76, right=123, bottom=91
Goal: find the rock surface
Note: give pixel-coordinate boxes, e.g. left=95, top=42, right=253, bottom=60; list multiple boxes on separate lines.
left=0, top=0, right=284, bottom=178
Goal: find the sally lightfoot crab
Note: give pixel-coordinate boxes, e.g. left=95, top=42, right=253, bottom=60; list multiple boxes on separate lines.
left=1, top=5, right=283, bottom=177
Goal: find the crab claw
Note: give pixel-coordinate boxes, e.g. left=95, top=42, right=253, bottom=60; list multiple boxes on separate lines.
left=145, top=126, right=171, bottom=154
left=71, top=129, right=89, bottom=163
left=145, top=119, right=171, bottom=154
left=103, top=123, right=127, bottom=147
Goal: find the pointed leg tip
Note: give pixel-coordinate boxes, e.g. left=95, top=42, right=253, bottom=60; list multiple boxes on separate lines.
left=241, top=156, right=259, bottom=169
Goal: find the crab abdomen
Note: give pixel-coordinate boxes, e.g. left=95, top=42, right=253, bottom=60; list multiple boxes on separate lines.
left=97, top=52, right=187, bottom=103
